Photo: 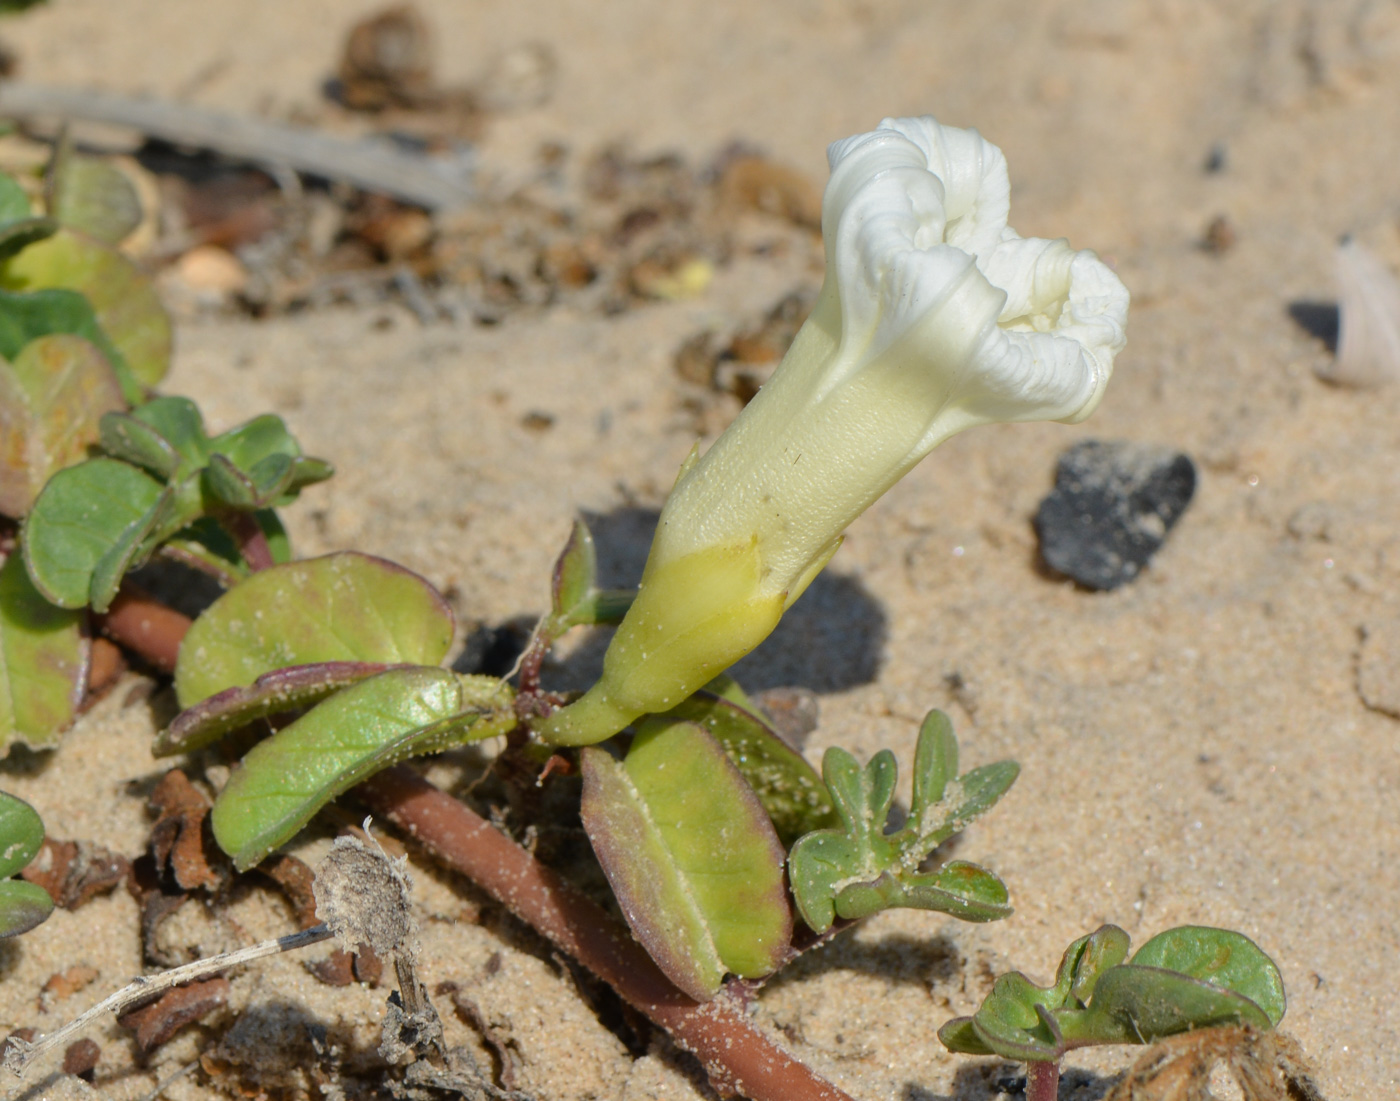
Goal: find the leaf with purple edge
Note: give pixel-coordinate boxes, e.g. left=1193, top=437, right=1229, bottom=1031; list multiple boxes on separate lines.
left=210, top=667, right=515, bottom=871
left=155, top=660, right=413, bottom=756
left=173, top=552, right=455, bottom=708
left=580, top=718, right=791, bottom=1001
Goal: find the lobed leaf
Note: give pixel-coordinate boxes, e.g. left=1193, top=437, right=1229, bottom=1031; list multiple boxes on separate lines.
left=211, top=668, right=515, bottom=871
left=174, top=551, right=456, bottom=707
left=580, top=719, right=791, bottom=1000
left=789, top=711, right=1016, bottom=933
left=0, top=333, right=125, bottom=518
left=0, top=552, right=86, bottom=748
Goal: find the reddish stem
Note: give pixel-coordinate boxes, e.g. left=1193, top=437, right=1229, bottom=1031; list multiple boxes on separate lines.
left=357, top=766, right=854, bottom=1101
left=1026, top=1060, right=1060, bottom=1101
left=221, top=512, right=275, bottom=572
left=93, top=583, right=191, bottom=673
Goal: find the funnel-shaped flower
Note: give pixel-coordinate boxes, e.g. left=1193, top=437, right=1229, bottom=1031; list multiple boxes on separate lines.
left=540, top=116, right=1129, bottom=746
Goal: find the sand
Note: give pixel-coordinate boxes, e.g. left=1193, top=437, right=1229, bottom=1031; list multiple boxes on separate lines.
left=0, top=1, right=1397, bottom=1098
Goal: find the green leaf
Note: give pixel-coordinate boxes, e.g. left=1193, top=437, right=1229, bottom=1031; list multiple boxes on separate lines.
left=0, top=333, right=125, bottom=518
left=788, top=711, right=1016, bottom=933
left=0, top=879, right=53, bottom=938
left=545, top=519, right=633, bottom=631
left=2, top=227, right=171, bottom=388
left=0, top=174, right=31, bottom=225
left=99, top=396, right=210, bottom=478
left=86, top=484, right=175, bottom=613
left=46, top=143, right=142, bottom=245
left=156, top=660, right=410, bottom=755
left=21, top=457, right=164, bottom=608
left=174, top=551, right=456, bottom=707
left=0, top=217, right=57, bottom=262
left=209, top=414, right=300, bottom=470
left=211, top=668, right=514, bottom=871
left=0, top=552, right=85, bottom=747
left=1127, top=926, right=1286, bottom=1027
left=580, top=718, right=791, bottom=1000
left=0, top=789, right=47, bottom=877
left=665, top=691, right=836, bottom=846
left=552, top=519, right=597, bottom=622
left=939, top=924, right=1284, bottom=1062
left=0, top=285, right=137, bottom=401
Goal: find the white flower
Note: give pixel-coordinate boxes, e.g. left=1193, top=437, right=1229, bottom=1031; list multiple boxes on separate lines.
left=540, top=116, right=1129, bottom=746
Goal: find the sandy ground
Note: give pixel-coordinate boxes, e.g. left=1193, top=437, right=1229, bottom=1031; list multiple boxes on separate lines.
left=1, top=0, right=1399, bottom=1098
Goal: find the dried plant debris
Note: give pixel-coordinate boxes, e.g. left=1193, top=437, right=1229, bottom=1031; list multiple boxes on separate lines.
left=675, top=287, right=817, bottom=432
left=116, top=977, right=231, bottom=1054
left=148, top=769, right=224, bottom=892
left=265, top=849, right=384, bottom=985
left=1104, top=1026, right=1325, bottom=1101
left=143, top=129, right=818, bottom=320
left=20, top=837, right=129, bottom=910
left=314, top=833, right=442, bottom=1063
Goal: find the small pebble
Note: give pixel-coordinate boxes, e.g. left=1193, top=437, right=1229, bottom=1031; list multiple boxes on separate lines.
left=1035, top=439, right=1197, bottom=591
left=174, top=245, right=248, bottom=297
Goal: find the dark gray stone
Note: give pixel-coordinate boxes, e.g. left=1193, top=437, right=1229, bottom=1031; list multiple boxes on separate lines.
left=1035, top=440, right=1196, bottom=591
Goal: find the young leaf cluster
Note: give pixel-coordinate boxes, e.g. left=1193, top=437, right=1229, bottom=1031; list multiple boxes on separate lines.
left=939, top=924, right=1287, bottom=1062
left=789, top=709, right=1017, bottom=933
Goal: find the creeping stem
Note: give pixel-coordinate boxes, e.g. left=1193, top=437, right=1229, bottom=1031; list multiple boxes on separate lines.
left=357, top=766, right=856, bottom=1101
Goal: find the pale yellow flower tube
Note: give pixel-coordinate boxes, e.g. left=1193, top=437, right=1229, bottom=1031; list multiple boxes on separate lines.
left=540, top=116, right=1129, bottom=746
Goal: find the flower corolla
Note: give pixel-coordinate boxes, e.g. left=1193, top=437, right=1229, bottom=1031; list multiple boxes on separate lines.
left=540, top=116, right=1129, bottom=745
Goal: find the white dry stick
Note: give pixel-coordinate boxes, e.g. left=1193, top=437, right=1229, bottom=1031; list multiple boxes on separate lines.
left=2, top=925, right=333, bottom=1077
left=0, top=82, right=475, bottom=210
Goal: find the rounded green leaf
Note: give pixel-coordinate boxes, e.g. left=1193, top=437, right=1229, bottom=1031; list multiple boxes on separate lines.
left=47, top=147, right=142, bottom=245
left=0, top=552, right=86, bottom=747
left=0, top=333, right=126, bottom=518
left=211, top=668, right=513, bottom=871
left=580, top=719, right=791, bottom=1000
left=22, top=457, right=164, bottom=608
left=1128, top=926, right=1286, bottom=1027
left=3, top=227, right=171, bottom=387
left=1063, top=963, right=1274, bottom=1047
left=0, top=879, right=54, bottom=938
left=174, top=551, right=455, bottom=707
left=0, top=790, right=47, bottom=878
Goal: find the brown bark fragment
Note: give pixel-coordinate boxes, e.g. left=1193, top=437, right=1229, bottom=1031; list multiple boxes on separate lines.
left=116, top=978, right=230, bottom=1053
left=21, top=838, right=130, bottom=909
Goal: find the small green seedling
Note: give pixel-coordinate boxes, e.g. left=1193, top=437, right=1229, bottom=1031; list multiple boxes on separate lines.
left=0, top=155, right=178, bottom=751
left=939, top=924, right=1287, bottom=1101
left=789, top=709, right=1018, bottom=933
left=22, top=395, right=331, bottom=611
left=0, top=791, right=54, bottom=938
